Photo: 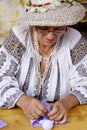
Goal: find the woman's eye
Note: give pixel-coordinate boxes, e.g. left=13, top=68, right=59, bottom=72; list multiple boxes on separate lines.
left=55, top=29, right=63, bottom=32
left=41, top=27, right=48, bottom=30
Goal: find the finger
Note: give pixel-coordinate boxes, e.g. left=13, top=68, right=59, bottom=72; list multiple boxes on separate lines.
left=48, top=111, right=60, bottom=120
left=48, top=113, right=58, bottom=120
left=30, top=101, right=48, bottom=117
left=34, top=107, right=47, bottom=117
left=30, top=99, right=47, bottom=116
left=55, top=114, right=63, bottom=121
left=36, top=103, right=48, bottom=113
left=29, top=113, right=36, bottom=120
left=26, top=112, right=37, bottom=120
left=48, top=105, right=59, bottom=117
left=31, top=98, right=47, bottom=113
left=31, top=112, right=40, bottom=119
left=30, top=106, right=48, bottom=120
left=58, top=115, right=67, bottom=124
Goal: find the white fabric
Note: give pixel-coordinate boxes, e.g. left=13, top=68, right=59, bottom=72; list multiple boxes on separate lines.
left=0, top=26, right=87, bottom=109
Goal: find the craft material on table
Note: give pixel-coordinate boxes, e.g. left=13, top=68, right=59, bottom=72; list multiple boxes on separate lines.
left=0, top=119, right=7, bottom=128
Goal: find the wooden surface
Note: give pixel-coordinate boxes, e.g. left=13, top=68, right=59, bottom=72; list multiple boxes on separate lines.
left=0, top=105, right=87, bottom=130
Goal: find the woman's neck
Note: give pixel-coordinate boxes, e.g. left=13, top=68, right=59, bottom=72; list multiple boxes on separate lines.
left=39, top=44, right=55, bottom=56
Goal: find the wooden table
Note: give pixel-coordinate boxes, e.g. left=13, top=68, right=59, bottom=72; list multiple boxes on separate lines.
left=0, top=105, right=87, bottom=130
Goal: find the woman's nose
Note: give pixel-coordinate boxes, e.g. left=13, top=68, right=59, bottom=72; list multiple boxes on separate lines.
left=46, top=31, right=55, bottom=39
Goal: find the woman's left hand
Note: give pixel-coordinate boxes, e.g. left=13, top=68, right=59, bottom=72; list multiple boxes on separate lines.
left=47, top=101, right=68, bottom=124
left=47, top=94, right=79, bottom=124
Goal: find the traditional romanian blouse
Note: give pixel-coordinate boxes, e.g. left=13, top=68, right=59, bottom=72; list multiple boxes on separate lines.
left=0, top=25, right=87, bottom=109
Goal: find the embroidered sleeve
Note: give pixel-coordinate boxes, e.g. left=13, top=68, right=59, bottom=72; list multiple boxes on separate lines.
left=70, top=38, right=87, bottom=104
left=0, top=31, right=25, bottom=108
left=70, top=37, right=87, bottom=65
left=3, top=30, right=26, bottom=63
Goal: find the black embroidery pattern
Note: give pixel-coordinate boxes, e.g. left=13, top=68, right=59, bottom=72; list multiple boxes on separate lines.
left=72, top=89, right=87, bottom=104
left=70, top=37, right=87, bottom=65
left=54, top=62, right=60, bottom=101
left=76, top=64, right=87, bottom=77
left=0, top=90, right=23, bottom=109
left=22, top=58, right=34, bottom=93
left=34, top=64, right=52, bottom=100
left=0, top=60, right=18, bottom=82
left=1, top=85, right=15, bottom=97
left=3, top=30, right=26, bottom=63
left=0, top=51, right=7, bottom=69
left=0, top=51, right=18, bottom=81
left=40, top=64, right=52, bottom=100
left=5, top=60, right=18, bottom=77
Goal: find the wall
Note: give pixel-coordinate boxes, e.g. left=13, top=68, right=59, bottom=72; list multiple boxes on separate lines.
left=0, top=0, right=24, bottom=45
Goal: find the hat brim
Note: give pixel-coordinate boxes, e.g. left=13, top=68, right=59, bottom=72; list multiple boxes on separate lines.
left=19, top=3, right=85, bottom=26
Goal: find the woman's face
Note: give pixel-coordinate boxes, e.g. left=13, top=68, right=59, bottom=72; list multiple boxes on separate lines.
left=33, top=26, right=66, bottom=48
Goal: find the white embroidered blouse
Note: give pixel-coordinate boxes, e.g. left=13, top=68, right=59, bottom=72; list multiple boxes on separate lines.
left=0, top=25, right=87, bottom=109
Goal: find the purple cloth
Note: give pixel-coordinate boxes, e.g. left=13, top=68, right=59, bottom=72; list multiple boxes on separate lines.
left=30, top=99, right=68, bottom=127
left=0, top=120, right=7, bottom=128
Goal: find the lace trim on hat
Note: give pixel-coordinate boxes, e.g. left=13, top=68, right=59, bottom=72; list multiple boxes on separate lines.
left=26, top=0, right=74, bottom=13
left=70, top=37, right=87, bottom=65
left=3, top=30, right=26, bottom=63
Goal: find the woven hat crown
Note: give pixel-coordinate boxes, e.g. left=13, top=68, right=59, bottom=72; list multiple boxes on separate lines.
left=19, top=0, right=86, bottom=26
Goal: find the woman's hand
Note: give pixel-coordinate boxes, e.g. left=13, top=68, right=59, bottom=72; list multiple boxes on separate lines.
left=48, top=101, right=68, bottom=124
left=48, top=94, right=79, bottom=124
left=16, top=94, right=48, bottom=120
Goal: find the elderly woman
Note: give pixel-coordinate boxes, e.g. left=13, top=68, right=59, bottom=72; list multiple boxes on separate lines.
left=0, top=0, right=87, bottom=125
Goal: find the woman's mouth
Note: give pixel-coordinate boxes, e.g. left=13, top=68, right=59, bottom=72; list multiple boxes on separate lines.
left=47, top=39, right=54, bottom=43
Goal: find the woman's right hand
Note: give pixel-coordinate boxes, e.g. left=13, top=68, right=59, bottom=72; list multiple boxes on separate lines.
left=16, top=94, right=48, bottom=120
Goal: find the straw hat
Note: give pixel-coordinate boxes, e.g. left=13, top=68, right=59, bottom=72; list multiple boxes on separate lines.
left=19, top=0, right=86, bottom=26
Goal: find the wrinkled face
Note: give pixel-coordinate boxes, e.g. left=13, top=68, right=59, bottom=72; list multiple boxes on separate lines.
left=32, top=26, right=66, bottom=48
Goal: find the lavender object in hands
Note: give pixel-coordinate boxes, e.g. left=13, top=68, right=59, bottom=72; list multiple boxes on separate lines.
left=30, top=99, right=52, bottom=127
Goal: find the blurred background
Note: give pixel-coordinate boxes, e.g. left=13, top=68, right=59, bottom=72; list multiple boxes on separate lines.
left=0, top=0, right=87, bottom=45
